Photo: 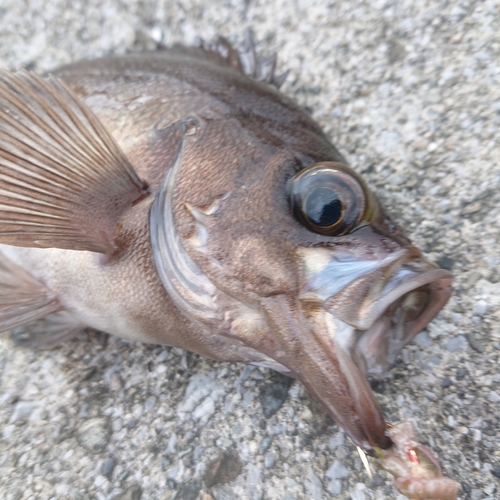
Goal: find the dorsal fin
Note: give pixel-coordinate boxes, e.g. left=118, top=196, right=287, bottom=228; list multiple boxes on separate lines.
left=168, top=30, right=289, bottom=89
left=0, top=70, right=149, bottom=254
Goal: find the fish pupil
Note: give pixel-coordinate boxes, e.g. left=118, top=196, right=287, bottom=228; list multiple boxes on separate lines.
left=305, top=187, right=342, bottom=227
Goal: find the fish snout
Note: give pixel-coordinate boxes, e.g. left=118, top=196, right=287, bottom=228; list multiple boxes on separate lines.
left=351, top=255, right=452, bottom=377
left=290, top=231, right=452, bottom=444
left=311, top=243, right=453, bottom=378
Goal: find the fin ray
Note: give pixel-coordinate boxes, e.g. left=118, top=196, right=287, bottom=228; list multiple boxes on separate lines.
left=0, top=253, right=61, bottom=332
left=10, top=310, right=85, bottom=349
left=0, top=70, right=149, bottom=253
left=169, top=30, right=289, bottom=89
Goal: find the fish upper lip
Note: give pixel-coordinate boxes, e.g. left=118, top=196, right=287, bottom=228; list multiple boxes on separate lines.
left=318, top=243, right=453, bottom=330
left=355, top=267, right=453, bottom=331
left=302, top=249, right=408, bottom=302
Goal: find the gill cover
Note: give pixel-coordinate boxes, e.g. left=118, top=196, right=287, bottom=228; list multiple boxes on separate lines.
left=149, top=121, right=220, bottom=327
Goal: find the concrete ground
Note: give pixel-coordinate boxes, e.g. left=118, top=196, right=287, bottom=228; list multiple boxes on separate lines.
left=0, top=1, right=499, bottom=499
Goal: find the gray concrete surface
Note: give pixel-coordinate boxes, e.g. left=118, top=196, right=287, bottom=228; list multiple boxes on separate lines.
left=0, top=1, right=499, bottom=499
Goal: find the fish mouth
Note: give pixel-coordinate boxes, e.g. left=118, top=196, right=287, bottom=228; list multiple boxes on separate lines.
left=244, top=245, right=454, bottom=451
left=286, top=254, right=452, bottom=449
left=336, top=266, right=453, bottom=377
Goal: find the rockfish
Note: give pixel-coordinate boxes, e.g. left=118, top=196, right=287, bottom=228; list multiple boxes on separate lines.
left=0, top=35, right=452, bottom=457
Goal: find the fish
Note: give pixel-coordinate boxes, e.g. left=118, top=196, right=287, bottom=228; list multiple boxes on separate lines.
left=0, top=33, right=452, bottom=458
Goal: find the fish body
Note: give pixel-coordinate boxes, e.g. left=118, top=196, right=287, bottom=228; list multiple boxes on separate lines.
left=1, top=48, right=345, bottom=356
left=0, top=38, right=452, bottom=453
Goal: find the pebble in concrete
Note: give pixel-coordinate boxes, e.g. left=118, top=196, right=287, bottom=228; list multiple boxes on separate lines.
left=76, top=417, right=111, bottom=454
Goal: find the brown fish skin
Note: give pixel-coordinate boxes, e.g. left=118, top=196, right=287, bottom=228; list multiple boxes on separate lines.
left=0, top=46, right=452, bottom=451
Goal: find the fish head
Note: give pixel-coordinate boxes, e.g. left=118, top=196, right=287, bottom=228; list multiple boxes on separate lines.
left=290, top=164, right=453, bottom=380
left=151, top=124, right=452, bottom=451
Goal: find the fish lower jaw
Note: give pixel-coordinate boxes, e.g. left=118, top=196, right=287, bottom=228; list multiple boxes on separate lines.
left=323, top=311, right=357, bottom=353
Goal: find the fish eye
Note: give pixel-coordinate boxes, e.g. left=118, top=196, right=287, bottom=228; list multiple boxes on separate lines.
left=304, top=187, right=343, bottom=227
left=288, top=162, right=369, bottom=236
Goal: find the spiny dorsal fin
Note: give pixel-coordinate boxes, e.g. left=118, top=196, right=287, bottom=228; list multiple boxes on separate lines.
left=169, top=30, right=289, bottom=89
left=0, top=70, right=149, bottom=254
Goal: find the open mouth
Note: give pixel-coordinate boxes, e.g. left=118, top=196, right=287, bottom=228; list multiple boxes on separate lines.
left=260, top=253, right=453, bottom=450
left=352, top=267, right=453, bottom=377
left=282, top=245, right=454, bottom=449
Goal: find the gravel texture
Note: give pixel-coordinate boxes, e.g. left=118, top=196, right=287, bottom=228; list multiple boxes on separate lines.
left=0, top=1, right=499, bottom=499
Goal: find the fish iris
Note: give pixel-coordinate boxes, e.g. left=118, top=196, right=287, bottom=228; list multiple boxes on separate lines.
left=305, top=188, right=342, bottom=227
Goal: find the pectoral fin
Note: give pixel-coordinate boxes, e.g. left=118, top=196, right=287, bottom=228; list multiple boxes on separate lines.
left=0, top=70, right=149, bottom=254
left=0, top=253, right=61, bottom=331
left=11, top=311, right=85, bottom=349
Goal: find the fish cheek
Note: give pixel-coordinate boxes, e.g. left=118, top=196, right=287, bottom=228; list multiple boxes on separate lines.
left=218, top=236, right=299, bottom=299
